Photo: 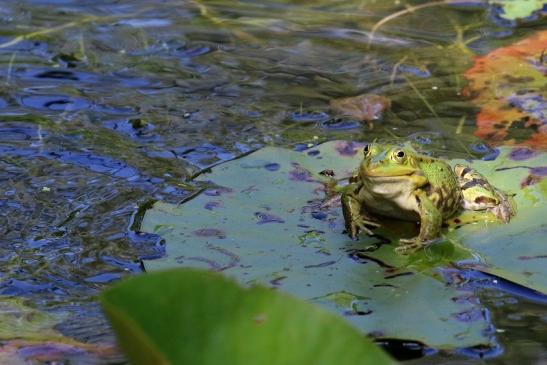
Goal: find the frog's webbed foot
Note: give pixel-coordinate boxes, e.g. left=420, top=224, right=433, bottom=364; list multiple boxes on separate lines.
left=347, top=217, right=381, bottom=240
left=490, top=189, right=516, bottom=223
left=342, top=190, right=381, bottom=240
left=396, top=237, right=437, bottom=255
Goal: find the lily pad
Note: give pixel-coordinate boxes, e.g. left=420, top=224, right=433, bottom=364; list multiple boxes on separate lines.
left=141, top=141, right=507, bottom=350
left=449, top=147, right=547, bottom=293
left=101, top=269, right=395, bottom=365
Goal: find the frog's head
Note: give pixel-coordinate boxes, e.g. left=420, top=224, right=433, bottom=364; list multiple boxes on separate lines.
left=358, top=142, right=420, bottom=178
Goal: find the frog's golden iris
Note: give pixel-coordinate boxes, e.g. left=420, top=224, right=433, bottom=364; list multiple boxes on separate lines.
left=341, top=143, right=514, bottom=254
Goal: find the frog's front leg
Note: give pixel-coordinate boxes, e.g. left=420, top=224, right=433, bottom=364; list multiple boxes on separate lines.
left=341, top=189, right=380, bottom=240
left=396, top=190, right=442, bottom=254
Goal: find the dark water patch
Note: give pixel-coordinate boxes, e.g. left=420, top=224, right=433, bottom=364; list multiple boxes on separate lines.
left=531, top=166, right=547, bottom=176
left=48, top=150, right=139, bottom=179
left=321, top=118, right=360, bottom=130
left=384, top=271, right=414, bottom=279
left=411, top=134, right=432, bottom=144
left=509, top=147, right=538, bottom=161
left=289, top=163, right=313, bottom=182
left=441, top=268, right=547, bottom=305
left=126, top=231, right=166, bottom=261
left=304, top=260, right=336, bottom=269
left=18, top=94, right=90, bottom=111
left=0, top=122, right=42, bottom=142
left=288, top=111, right=329, bottom=123
left=100, top=255, right=142, bottom=274
left=145, top=149, right=175, bottom=159
left=398, top=64, right=432, bottom=78
left=481, top=148, right=500, bottom=161
left=518, top=254, right=547, bottom=260
left=312, top=28, right=414, bottom=47
left=458, top=143, right=498, bottom=161
left=204, top=201, right=221, bottom=210
left=93, top=104, right=135, bottom=115
left=335, top=141, right=363, bottom=156
left=203, top=186, right=233, bottom=196
left=84, top=272, right=122, bottom=284
left=293, top=143, right=315, bottom=152
left=193, top=228, right=226, bottom=239
left=270, top=276, right=287, bottom=286
left=456, top=344, right=504, bottom=359
left=117, top=75, right=162, bottom=88
left=375, top=339, right=435, bottom=361
left=453, top=307, right=485, bottom=322
left=469, top=143, right=501, bottom=161
left=470, top=142, right=491, bottom=154
left=0, top=278, right=53, bottom=296
left=207, top=244, right=239, bottom=271
left=52, top=52, right=85, bottom=68
left=347, top=250, right=396, bottom=269
left=345, top=308, right=372, bottom=316
left=175, top=45, right=212, bottom=58
left=174, top=143, right=236, bottom=169
left=25, top=69, right=89, bottom=82
left=176, top=255, right=221, bottom=270
left=102, top=119, right=160, bottom=142
left=26, top=237, right=70, bottom=250
left=311, top=211, right=327, bottom=220
left=255, top=211, right=284, bottom=224
left=0, top=39, right=49, bottom=55
left=117, top=18, right=172, bottom=28
left=264, top=162, right=280, bottom=171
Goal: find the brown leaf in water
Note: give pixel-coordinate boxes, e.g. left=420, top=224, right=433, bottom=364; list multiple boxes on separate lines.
left=330, top=94, right=391, bottom=128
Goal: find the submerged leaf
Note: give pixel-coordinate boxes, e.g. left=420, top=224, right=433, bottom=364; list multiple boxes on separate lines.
left=0, top=297, right=119, bottom=363
left=330, top=94, right=391, bottom=127
left=0, top=298, right=62, bottom=341
left=101, top=269, right=395, bottom=365
left=464, top=31, right=547, bottom=148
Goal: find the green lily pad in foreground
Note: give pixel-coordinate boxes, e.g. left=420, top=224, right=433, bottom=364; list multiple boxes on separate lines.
left=141, top=141, right=547, bottom=349
left=101, top=269, right=395, bottom=365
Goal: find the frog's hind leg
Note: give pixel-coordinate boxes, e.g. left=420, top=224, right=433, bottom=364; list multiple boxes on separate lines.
left=341, top=194, right=381, bottom=239
left=454, top=164, right=515, bottom=223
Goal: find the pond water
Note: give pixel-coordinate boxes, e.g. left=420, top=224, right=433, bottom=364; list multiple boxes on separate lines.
left=0, top=0, right=545, bottom=363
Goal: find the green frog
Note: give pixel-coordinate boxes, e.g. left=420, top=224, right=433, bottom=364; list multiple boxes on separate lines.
left=341, top=142, right=514, bottom=254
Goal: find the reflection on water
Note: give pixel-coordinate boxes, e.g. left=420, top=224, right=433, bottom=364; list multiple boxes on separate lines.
left=0, top=0, right=545, bottom=363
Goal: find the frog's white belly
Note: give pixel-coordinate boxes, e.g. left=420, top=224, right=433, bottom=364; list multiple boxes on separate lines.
left=360, top=176, right=420, bottom=221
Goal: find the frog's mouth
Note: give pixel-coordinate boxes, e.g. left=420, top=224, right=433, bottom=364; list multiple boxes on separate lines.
left=363, top=166, right=417, bottom=177
left=362, top=175, right=415, bottom=185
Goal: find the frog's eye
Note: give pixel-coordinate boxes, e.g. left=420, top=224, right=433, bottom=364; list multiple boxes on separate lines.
left=363, top=144, right=370, bottom=155
left=395, top=150, right=405, bottom=158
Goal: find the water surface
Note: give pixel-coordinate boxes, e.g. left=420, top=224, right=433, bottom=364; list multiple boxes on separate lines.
left=0, top=0, right=545, bottom=363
